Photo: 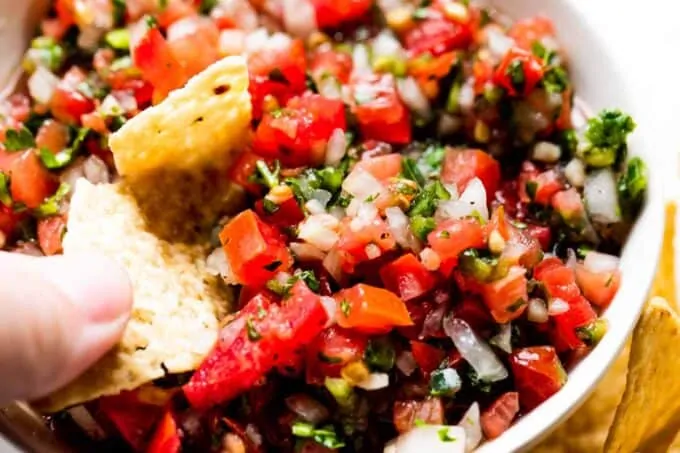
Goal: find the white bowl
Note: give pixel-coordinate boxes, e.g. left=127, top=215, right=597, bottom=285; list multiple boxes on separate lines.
left=478, top=0, right=670, bottom=451
left=0, top=0, right=672, bottom=452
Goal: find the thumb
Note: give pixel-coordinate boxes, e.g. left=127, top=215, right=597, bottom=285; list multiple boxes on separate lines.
left=0, top=252, right=133, bottom=404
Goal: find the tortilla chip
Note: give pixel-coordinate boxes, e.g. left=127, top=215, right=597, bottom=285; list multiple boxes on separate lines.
left=651, top=202, right=676, bottom=303
left=34, top=180, right=232, bottom=413
left=109, top=55, right=251, bottom=178
left=604, top=297, right=680, bottom=452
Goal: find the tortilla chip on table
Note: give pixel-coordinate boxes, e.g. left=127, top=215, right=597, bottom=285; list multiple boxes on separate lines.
left=34, top=56, right=251, bottom=413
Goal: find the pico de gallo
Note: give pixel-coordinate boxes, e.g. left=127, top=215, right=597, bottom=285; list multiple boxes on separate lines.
left=5, top=0, right=648, bottom=452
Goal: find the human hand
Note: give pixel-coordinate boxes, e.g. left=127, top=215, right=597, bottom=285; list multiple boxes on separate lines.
left=0, top=252, right=133, bottom=405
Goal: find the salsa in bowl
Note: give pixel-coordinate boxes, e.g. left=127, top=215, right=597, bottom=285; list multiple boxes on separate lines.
left=0, top=0, right=662, bottom=452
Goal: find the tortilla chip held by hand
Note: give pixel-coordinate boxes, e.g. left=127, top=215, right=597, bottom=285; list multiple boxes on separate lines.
left=605, top=297, right=680, bottom=453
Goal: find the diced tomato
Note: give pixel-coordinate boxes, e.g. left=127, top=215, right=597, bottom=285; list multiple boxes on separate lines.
left=574, top=265, right=621, bottom=308
left=37, top=215, right=67, bottom=256
left=81, top=112, right=109, bottom=134
left=479, top=266, right=528, bottom=323
left=525, top=169, right=564, bottom=206
left=219, top=209, right=293, bottom=286
left=404, top=18, right=472, bottom=57
left=427, top=218, right=486, bottom=276
left=253, top=94, right=346, bottom=167
left=534, top=258, right=597, bottom=350
left=310, top=49, right=353, bottom=85
left=305, top=326, right=368, bottom=384
left=380, top=253, right=436, bottom=302
left=508, top=16, right=556, bottom=51
left=453, top=296, right=493, bottom=332
left=551, top=188, right=587, bottom=229
left=255, top=197, right=305, bottom=228
left=555, top=88, right=573, bottom=130
left=335, top=283, right=413, bottom=333
left=0, top=206, right=21, bottom=237
left=146, top=409, right=181, bottom=453
left=114, top=79, right=155, bottom=109
left=133, top=26, right=189, bottom=101
left=157, top=0, right=197, bottom=28
left=441, top=149, right=501, bottom=201
left=336, top=216, right=396, bottom=272
left=237, top=286, right=279, bottom=311
left=493, top=48, right=545, bottom=97
left=228, top=152, right=267, bottom=195
left=85, top=136, right=115, bottom=168
left=50, top=68, right=96, bottom=125
left=184, top=281, right=328, bottom=409
left=408, top=51, right=458, bottom=99
left=3, top=94, right=30, bottom=123
left=410, top=340, right=445, bottom=376
left=310, top=0, right=373, bottom=29
left=525, top=224, right=552, bottom=251
left=473, top=60, right=494, bottom=95
left=354, top=153, right=403, bottom=181
left=510, top=346, right=567, bottom=411
left=97, top=391, right=165, bottom=451
left=480, top=392, right=520, bottom=440
left=350, top=74, right=411, bottom=145
left=35, top=120, right=69, bottom=154
left=393, top=399, right=445, bottom=434
left=248, top=38, right=307, bottom=119
left=166, top=16, right=220, bottom=78
left=9, top=151, right=58, bottom=209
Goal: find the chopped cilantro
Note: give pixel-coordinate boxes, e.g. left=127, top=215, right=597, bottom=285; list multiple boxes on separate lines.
left=618, top=157, right=647, bottom=219
left=39, top=127, right=90, bottom=170
left=292, top=422, right=345, bottom=449
left=145, top=15, right=159, bottom=28
left=412, top=7, right=429, bottom=20
left=340, top=299, right=351, bottom=317
left=438, top=427, right=458, bottom=442
left=105, top=28, right=131, bottom=50
left=542, top=66, right=569, bottom=94
left=408, top=180, right=451, bottom=217
left=199, top=0, right=218, bottom=14
left=429, top=368, right=462, bottom=397
left=246, top=318, right=262, bottom=341
left=579, top=109, right=636, bottom=168
left=112, top=0, right=126, bottom=23
left=0, top=172, right=12, bottom=207
left=364, top=339, right=396, bottom=372
left=531, top=41, right=556, bottom=65
left=506, top=59, right=525, bottom=94
left=525, top=181, right=538, bottom=200
left=318, top=352, right=343, bottom=364
left=410, top=215, right=436, bottom=241
left=34, top=182, right=70, bottom=218
left=255, top=160, right=280, bottom=189
left=401, top=157, right=426, bottom=188
left=418, top=143, right=446, bottom=178
left=577, top=318, right=608, bottom=346
left=3, top=127, right=35, bottom=151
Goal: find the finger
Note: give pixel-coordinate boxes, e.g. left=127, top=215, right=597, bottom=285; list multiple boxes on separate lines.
left=0, top=252, right=132, bottom=404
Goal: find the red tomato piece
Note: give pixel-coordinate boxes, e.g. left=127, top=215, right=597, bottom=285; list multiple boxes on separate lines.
left=350, top=74, right=411, bottom=145
left=0, top=205, right=21, bottom=237
left=146, top=409, right=181, bottom=453
left=404, top=18, right=472, bottom=57
left=97, top=391, right=165, bottom=451
left=50, top=67, right=96, bottom=125
left=493, top=48, right=545, bottom=97
left=427, top=218, right=486, bottom=276
left=508, top=16, right=556, bottom=51
left=380, top=253, right=436, bottom=302
left=534, top=258, right=597, bottom=350
left=133, top=26, right=189, bottom=101
left=510, top=346, right=567, bottom=411
left=310, top=49, right=353, bottom=85
left=527, top=169, right=564, bottom=206
left=37, top=215, right=67, bottom=256
left=473, top=60, right=494, bottom=95
left=35, top=120, right=69, bottom=154
left=219, top=209, right=293, bottom=286
left=393, top=399, right=445, bottom=434
left=335, top=283, right=413, bottom=333
left=166, top=16, right=220, bottom=78
left=157, top=0, right=197, bottom=28
left=574, top=264, right=621, bottom=308
left=453, top=296, right=493, bottom=332
left=305, top=326, right=368, bottom=384
left=410, top=340, right=445, bottom=376
left=310, top=0, right=373, bottom=29
left=441, top=148, right=501, bottom=201
left=228, top=152, right=267, bottom=196
left=525, top=224, right=552, bottom=252
left=253, top=94, right=346, bottom=167
left=336, top=216, right=396, bottom=273
left=248, top=38, right=307, bottom=119
left=184, top=281, right=328, bottom=409
left=480, top=392, right=520, bottom=440
left=255, top=197, right=305, bottom=228
left=9, top=150, right=58, bottom=209
left=551, top=188, right=587, bottom=228
left=480, top=266, right=528, bottom=323
left=354, top=153, right=403, bottom=181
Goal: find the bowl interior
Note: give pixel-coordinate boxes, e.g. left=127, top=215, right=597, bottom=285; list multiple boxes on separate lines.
left=477, top=0, right=666, bottom=451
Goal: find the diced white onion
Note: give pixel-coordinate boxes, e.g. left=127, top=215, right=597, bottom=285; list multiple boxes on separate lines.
left=322, top=248, right=343, bottom=282
left=365, top=243, right=382, bottom=260
left=385, top=207, right=410, bottom=248
left=311, top=189, right=332, bottom=208
left=490, top=323, right=512, bottom=354
left=306, top=199, right=326, bottom=215
left=325, top=128, right=347, bottom=166
left=486, top=25, right=515, bottom=59
left=282, top=0, right=318, bottom=37
left=548, top=298, right=570, bottom=315
left=328, top=205, right=346, bottom=220
left=584, top=168, right=622, bottom=224
left=298, top=214, right=340, bottom=251
left=583, top=251, right=620, bottom=273
left=352, top=44, right=371, bottom=75
left=397, top=77, right=432, bottom=120
left=458, top=402, right=482, bottom=453
left=244, top=28, right=271, bottom=54
left=458, top=80, right=475, bottom=111
left=219, top=29, right=247, bottom=56
left=372, top=30, right=407, bottom=58
left=318, top=76, right=343, bottom=99
left=290, top=242, right=326, bottom=261
left=99, top=94, right=124, bottom=117
left=320, top=295, right=337, bottom=325
left=206, top=248, right=237, bottom=284
left=356, top=372, right=390, bottom=390
left=565, top=158, right=586, bottom=188
left=435, top=178, right=488, bottom=222
left=419, top=247, right=441, bottom=271
left=384, top=425, right=467, bottom=453
left=285, top=394, right=330, bottom=424
left=350, top=202, right=378, bottom=232
left=83, top=155, right=110, bottom=185
left=343, top=167, right=385, bottom=201
left=566, top=248, right=578, bottom=270
left=28, top=66, right=59, bottom=105
left=396, top=351, right=418, bottom=376
left=67, top=406, right=106, bottom=440
left=531, top=141, right=562, bottom=163
left=444, top=317, right=508, bottom=382
left=527, top=298, right=549, bottom=323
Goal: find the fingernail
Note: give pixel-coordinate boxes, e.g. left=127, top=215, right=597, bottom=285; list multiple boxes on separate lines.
left=45, top=254, right=133, bottom=323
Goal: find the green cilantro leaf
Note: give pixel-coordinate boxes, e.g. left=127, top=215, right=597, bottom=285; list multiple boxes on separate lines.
left=4, top=127, right=35, bottom=151
left=34, top=182, right=70, bottom=218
